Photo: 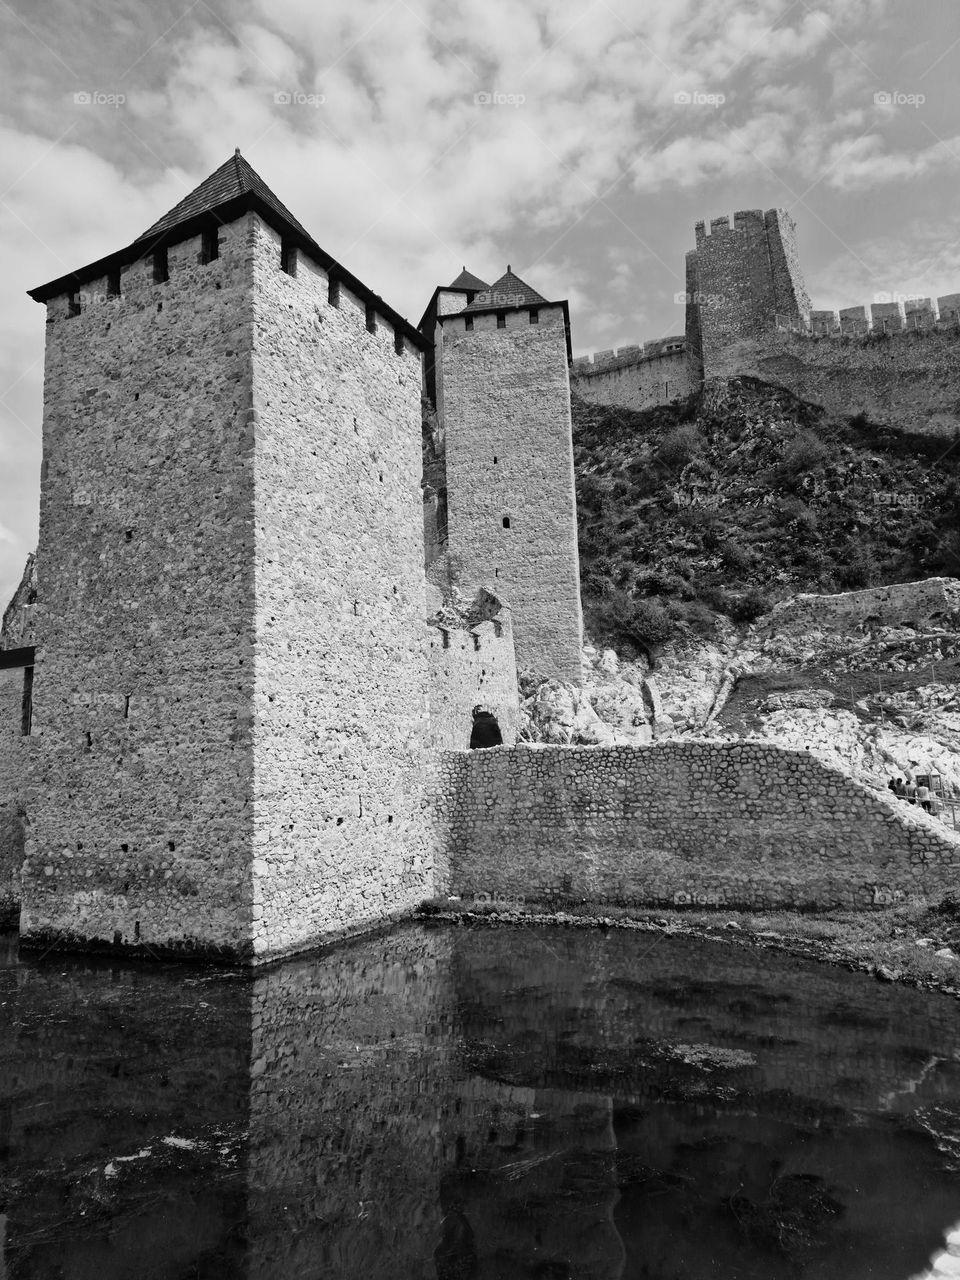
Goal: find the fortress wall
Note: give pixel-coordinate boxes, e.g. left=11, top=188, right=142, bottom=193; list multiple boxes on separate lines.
left=0, top=560, right=37, bottom=923
left=21, top=217, right=259, bottom=957
left=756, top=577, right=960, bottom=635
left=570, top=345, right=695, bottom=411
left=440, top=305, right=583, bottom=682
left=439, top=743, right=960, bottom=912
left=427, top=615, right=519, bottom=751
left=0, top=670, right=26, bottom=921
left=250, top=220, right=437, bottom=961
left=754, top=325, right=960, bottom=435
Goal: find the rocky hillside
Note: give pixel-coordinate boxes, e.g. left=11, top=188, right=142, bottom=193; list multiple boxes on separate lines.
left=574, top=378, right=960, bottom=653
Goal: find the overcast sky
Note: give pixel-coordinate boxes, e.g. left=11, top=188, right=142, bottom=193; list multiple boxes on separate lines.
left=2, top=0, right=959, bottom=604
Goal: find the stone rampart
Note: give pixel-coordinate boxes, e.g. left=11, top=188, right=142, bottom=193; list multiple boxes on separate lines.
left=438, top=742, right=960, bottom=912
left=570, top=338, right=696, bottom=411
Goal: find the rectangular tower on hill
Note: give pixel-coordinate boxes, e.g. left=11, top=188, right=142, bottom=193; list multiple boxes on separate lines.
left=429, top=269, right=583, bottom=683
left=22, top=153, right=436, bottom=962
left=686, top=208, right=811, bottom=379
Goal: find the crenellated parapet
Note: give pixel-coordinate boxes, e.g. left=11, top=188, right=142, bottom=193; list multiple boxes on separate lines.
left=806, top=294, right=960, bottom=337
left=570, top=335, right=685, bottom=375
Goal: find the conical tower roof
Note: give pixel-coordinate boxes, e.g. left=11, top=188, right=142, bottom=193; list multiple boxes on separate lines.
left=137, top=149, right=311, bottom=242
left=464, top=266, right=548, bottom=313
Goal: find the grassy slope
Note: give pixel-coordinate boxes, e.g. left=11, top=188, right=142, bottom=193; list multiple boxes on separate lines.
left=573, top=378, right=960, bottom=653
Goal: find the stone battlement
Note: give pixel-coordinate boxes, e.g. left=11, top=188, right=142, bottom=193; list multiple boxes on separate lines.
left=694, top=207, right=784, bottom=243
left=806, top=294, right=960, bottom=336
left=570, top=335, right=685, bottom=375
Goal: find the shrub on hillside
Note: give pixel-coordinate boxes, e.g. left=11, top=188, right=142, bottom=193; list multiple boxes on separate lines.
left=657, top=424, right=704, bottom=470
left=593, top=589, right=675, bottom=648
left=780, top=430, right=828, bottom=478
left=719, top=538, right=754, bottom=573
left=729, top=589, right=772, bottom=624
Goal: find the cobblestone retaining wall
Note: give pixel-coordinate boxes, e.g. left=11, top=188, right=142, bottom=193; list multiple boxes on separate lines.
left=440, top=743, right=960, bottom=911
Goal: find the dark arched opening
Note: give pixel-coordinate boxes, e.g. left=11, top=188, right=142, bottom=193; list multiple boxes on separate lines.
left=469, top=709, right=503, bottom=750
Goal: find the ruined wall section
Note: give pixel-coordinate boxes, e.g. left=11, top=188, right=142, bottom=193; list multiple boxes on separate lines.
left=438, top=743, right=960, bottom=912
left=21, top=218, right=258, bottom=956
left=755, top=577, right=960, bottom=636
left=250, top=220, right=436, bottom=961
left=570, top=340, right=694, bottom=411
left=440, top=306, right=583, bottom=682
left=426, top=592, right=519, bottom=751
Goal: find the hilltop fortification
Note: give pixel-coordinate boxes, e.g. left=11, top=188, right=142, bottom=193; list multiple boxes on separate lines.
left=572, top=207, right=960, bottom=436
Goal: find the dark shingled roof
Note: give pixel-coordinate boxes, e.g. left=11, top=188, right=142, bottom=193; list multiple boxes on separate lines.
left=28, top=150, right=425, bottom=348
left=449, top=267, right=489, bottom=291
left=138, top=150, right=312, bottom=242
left=464, top=267, right=548, bottom=313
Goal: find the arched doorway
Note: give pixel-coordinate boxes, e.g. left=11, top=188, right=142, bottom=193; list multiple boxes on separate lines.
left=469, top=708, right=503, bottom=749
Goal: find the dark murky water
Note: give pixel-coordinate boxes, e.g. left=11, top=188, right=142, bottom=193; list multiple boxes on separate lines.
left=1, top=923, right=959, bottom=1278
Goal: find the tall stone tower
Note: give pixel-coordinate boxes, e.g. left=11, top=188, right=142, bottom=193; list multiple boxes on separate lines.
left=23, top=152, right=434, bottom=961
left=425, top=268, right=583, bottom=683
left=685, top=208, right=811, bottom=379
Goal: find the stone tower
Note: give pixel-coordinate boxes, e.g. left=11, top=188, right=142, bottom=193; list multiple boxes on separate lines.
left=425, top=267, right=583, bottom=683
left=685, top=208, right=811, bottom=380
left=22, top=152, right=434, bottom=962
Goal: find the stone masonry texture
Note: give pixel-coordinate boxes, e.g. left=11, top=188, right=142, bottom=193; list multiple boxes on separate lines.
left=438, top=743, right=960, bottom=912
left=439, top=305, right=583, bottom=683
left=22, top=216, right=259, bottom=958
left=249, top=219, right=436, bottom=961
left=21, top=210, right=438, bottom=962
left=0, top=557, right=35, bottom=923
left=571, top=347, right=696, bottom=413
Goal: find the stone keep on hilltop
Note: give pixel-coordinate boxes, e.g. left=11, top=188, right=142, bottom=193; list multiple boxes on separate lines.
left=2, top=158, right=959, bottom=961
left=573, top=208, right=960, bottom=437
left=0, top=152, right=581, bottom=959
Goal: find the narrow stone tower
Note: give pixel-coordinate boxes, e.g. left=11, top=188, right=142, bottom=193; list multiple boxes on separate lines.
left=23, top=152, right=433, bottom=961
left=426, top=268, right=583, bottom=682
left=685, top=208, right=811, bottom=379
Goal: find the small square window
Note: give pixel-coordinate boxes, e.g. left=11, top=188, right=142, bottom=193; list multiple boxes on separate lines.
left=502, top=516, right=511, bottom=529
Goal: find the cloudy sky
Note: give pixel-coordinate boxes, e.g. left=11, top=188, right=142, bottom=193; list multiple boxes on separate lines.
left=2, top=0, right=959, bottom=603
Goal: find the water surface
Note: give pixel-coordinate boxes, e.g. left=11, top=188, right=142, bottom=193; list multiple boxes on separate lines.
left=1, top=923, right=959, bottom=1278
